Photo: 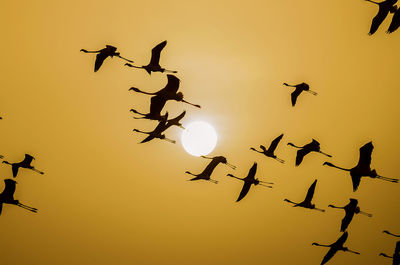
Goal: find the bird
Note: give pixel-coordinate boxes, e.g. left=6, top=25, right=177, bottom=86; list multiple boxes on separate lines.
left=379, top=241, right=400, bottom=265
left=323, top=142, right=398, bottom=191
left=132, top=113, right=176, bottom=144
left=284, top=179, right=325, bottom=212
left=130, top=95, right=167, bottom=121
left=0, top=155, right=3, bottom=159
left=383, top=231, right=400, bottom=237
left=312, top=232, right=360, bottom=265
left=129, top=75, right=201, bottom=108
left=125, top=40, right=177, bottom=75
left=328, top=198, right=372, bottom=232
left=250, top=134, right=285, bottom=163
left=185, top=155, right=236, bottom=184
left=283, top=82, right=317, bottom=106
left=2, top=154, right=44, bottom=177
left=365, top=0, right=398, bottom=35
left=0, top=179, right=38, bottom=215
left=80, top=45, right=133, bottom=72
left=387, top=6, right=400, bottom=33
left=227, top=162, right=273, bottom=202
left=287, top=139, right=332, bottom=166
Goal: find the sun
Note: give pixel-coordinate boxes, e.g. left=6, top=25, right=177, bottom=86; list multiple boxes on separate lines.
left=181, top=121, right=218, bottom=157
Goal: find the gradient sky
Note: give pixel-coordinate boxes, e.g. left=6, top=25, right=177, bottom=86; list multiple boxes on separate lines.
left=1, top=1, right=399, bottom=264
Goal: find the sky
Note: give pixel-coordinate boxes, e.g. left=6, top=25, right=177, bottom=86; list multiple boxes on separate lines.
left=0, top=0, right=399, bottom=264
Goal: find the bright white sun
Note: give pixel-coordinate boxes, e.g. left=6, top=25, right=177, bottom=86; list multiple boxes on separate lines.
left=181, top=121, right=218, bottom=157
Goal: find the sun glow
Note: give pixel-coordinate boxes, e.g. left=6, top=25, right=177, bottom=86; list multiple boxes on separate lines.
left=181, top=121, right=218, bottom=157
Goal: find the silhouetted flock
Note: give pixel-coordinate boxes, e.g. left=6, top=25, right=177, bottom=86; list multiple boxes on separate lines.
left=1, top=2, right=400, bottom=264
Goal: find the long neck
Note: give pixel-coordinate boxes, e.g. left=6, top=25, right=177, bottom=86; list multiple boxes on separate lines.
left=384, top=231, right=400, bottom=237
left=2, top=161, right=11, bottom=165
left=328, top=205, right=344, bottom=209
left=325, top=163, right=351, bottom=172
left=365, top=0, right=380, bottom=4
left=185, top=171, right=197, bottom=177
left=250, top=148, right=262, bottom=153
left=129, top=87, right=156, bottom=95
left=227, top=174, right=243, bottom=181
left=288, top=143, right=302, bottom=149
left=312, top=243, right=330, bottom=248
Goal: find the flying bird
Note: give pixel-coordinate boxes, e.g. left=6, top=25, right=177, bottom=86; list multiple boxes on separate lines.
left=132, top=113, right=176, bottom=144
left=125, top=41, right=177, bottom=75
left=283, top=82, right=317, bottom=106
left=387, top=6, right=400, bottom=33
left=130, top=95, right=167, bottom=121
left=185, top=155, right=236, bottom=184
left=0, top=179, right=38, bottom=215
left=323, top=142, right=398, bottom=191
left=2, top=154, right=44, bottom=177
left=288, top=139, right=331, bottom=166
left=80, top=45, right=133, bottom=72
left=129, top=75, right=201, bottom=108
left=383, top=231, right=400, bottom=237
left=250, top=134, right=285, bottom=163
left=379, top=241, right=400, bottom=265
left=227, top=162, right=273, bottom=202
left=328, top=198, right=372, bottom=232
left=365, top=0, right=398, bottom=35
left=284, top=179, right=325, bottom=212
left=312, top=232, right=360, bottom=265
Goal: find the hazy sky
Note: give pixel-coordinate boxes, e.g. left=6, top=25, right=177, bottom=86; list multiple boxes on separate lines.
left=1, top=1, right=399, bottom=264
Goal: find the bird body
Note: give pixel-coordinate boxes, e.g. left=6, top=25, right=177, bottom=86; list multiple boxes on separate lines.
left=186, top=156, right=236, bottom=183
left=283, top=82, right=317, bottom=106
left=284, top=179, right=325, bottom=211
left=0, top=179, right=37, bottom=215
left=2, top=154, right=44, bottom=177
left=288, top=139, right=331, bottom=166
left=80, top=45, right=133, bottom=72
left=250, top=134, right=285, bottom=163
left=388, top=7, right=400, bottom=33
left=366, top=0, right=398, bottom=35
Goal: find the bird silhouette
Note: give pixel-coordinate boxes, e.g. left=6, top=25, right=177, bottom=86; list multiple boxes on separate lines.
left=130, top=95, right=167, bottom=121
left=129, top=75, right=201, bottom=108
left=312, top=232, right=360, bottom=265
left=227, top=162, right=273, bottom=202
left=283, top=82, right=317, bottom=106
left=125, top=41, right=177, bottom=75
left=365, top=0, right=398, bottom=35
left=284, top=179, right=325, bottom=212
left=0, top=179, right=38, bottom=215
left=2, top=154, right=44, bottom=177
left=132, top=112, right=176, bottom=144
left=250, top=134, right=285, bottom=163
left=328, top=198, right=372, bottom=232
left=186, top=155, right=236, bottom=184
left=288, top=139, right=332, bottom=166
left=80, top=45, right=133, bottom=72
left=383, top=231, right=400, bottom=237
left=323, top=142, right=398, bottom=191
left=387, top=6, right=400, bottom=33
left=379, top=241, right=400, bottom=265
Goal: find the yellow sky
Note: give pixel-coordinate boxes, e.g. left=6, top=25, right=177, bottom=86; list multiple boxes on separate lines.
left=0, top=0, right=399, bottom=264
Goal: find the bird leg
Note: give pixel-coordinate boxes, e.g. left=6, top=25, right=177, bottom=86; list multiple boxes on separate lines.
left=318, top=151, right=332, bottom=157
left=358, top=211, right=372, bottom=217
left=258, top=183, right=273, bottom=188
left=162, top=137, right=176, bottom=144
left=376, top=175, right=399, bottom=183
left=313, top=207, right=326, bottom=212
left=226, top=163, right=236, bottom=170
left=259, top=180, right=274, bottom=184
left=162, top=69, right=178, bottom=74
left=306, top=90, right=318, bottom=95
left=17, top=203, right=38, bottom=213
left=208, top=179, right=218, bottom=184
left=274, top=157, right=285, bottom=163
left=32, top=168, right=44, bottom=175
left=116, top=55, right=133, bottom=63
left=345, top=249, right=360, bottom=255
left=181, top=99, right=201, bottom=108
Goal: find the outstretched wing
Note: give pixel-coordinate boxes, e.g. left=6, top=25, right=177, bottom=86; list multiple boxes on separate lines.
left=351, top=173, right=362, bottom=192
left=291, top=88, right=302, bottom=106
left=149, top=95, right=167, bottom=116
left=3, top=179, right=16, bottom=198
left=395, top=241, right=400, bottom=261
left=236, top=182, right=252, bottom=202
left=304, top=180, right=317, bottom=203
left=267, top=134, right=284, bottom=153
left=12, top=165, right=19, bottom=178
left=321, top=247, right=339, bottom=265
left=94, top=52, right=108, bottom=72
left=153, top=113, right=169, bottom=134
left=22, top=154, right=34, bottom=165
left=356, top=142, right=373, bottom=170
left=336, top=231, right=349, bottom=246
left=369, top=6, right=390, bottom=35
left=388, top=8, right=400, bottom=33
left=166, top=110, right=186, bottom=129
left=295, top=148, right=310, bottom=166
left=0, top=202, right=3, bottom=216
left=150, top=40, right=167, bottom=66
left=341, top=211, right=355, bottom=232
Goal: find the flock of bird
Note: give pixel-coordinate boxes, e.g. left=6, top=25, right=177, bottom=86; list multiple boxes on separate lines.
left=1, top=2, right=399, bottom=265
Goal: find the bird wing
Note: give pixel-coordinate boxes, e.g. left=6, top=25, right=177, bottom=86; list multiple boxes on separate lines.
left=320, top=247, right=339, bottom=265
left=150, top=40, right=167, bottom=66
left=304, top=180, right=317, bottom=203
left=356, top=142, right=373, bottom=170
left=341, top=211, right=355, bottom=232
left=395, top=241, right=400, bottom=255
left=12, top=165, right=19, bottom=178
left=0, top=202, right=2, bottom=216
left=388, top=8, right=400, bottom=33
left=290, top=88, right=302, bottom=106
left=94, top=52, right=108, bottom=72
left=149, top=95, right=167, bottom=116
left=166, top=110, right=186, bottom=129
left=140, top=135, right=156, bottom=144
left=267, top=134, right=284, bottom=153
left=351, top=172, right=362, bottom=192
left=236, top=181, right=252, bottom=202
left=3, top=179, right=16, bottom=198
left=295, top=148, right=310, bottom=166
left=369, top=6, right=390, bottom=35
left=153, top=113, right=169, bottom=134
left=22, top=154, right=34, bottom=165
left=336, top=231, right=349, bottom=246
left=236, top=163, right=257, bottom=202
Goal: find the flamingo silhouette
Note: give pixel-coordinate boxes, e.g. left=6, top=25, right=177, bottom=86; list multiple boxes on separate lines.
left=129, top=75, right=200, bottom=108
left=186, top=156, right=236, bottom=184
left=288, top=139, right=331, bottom=166
left=383, top=231, right=400, bottom=237
left=312, top=232, right=360, bottom=265
left=379, top=241, right=400, bottom=264
left=328, top=198, right=372, bottom=232
left=365, top=0, right=398, bottom=35
left=283, top=82, right=317, bottom=106
left=80, top=45, right=133, bottom=72
left=250, top=134, right=285, bottom=163
left=133, top=112, right=176, bottom=144
left=388, top=6, right=400, bottom=33
left=130, top=95, right=167, bottom=121
left=2, top=154, right=44, bottom=177
left=125, top=41, right=177, bottom=75
left=284, top=179, right=325, bottom=212
left=227, top=162, right=273, bottom=202
left=323, top=142, right=398, bottom=191
left=0, top=179, right=38, bottom=215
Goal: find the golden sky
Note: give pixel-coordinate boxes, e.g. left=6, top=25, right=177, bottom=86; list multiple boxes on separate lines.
left=1, top=1, right=399, bottom=264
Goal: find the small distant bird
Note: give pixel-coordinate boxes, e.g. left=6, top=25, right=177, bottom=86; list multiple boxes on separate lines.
left=250, top=134, right=285, bottom=163
left=2, top=154, right=44, bottom=177
left=227, top=162, right=273, bottom=202
left=383, top=231, right=400, bottom=237
left=387, top=6, right=400, bottom=33
left=125, top=41, right=177, bottom=75
left=0, top=179, right=38, bottom=215
left=80, top=45, right=133, bottom=72
left=323, top=142, right=398, bottom=191
left=129, top=75, right=201, bottom=108
left=312, top=232, right=360, bottom=265
left=328, top=198, right=372, bottom=232
left=284, top=179, right=325, bottom=212
left=130, top=95, right=167, bottom=121
left=186, top=155, right=236, bottom=184
left=283, top=82, right=317, bottom=106
left=132, top=113, right=176, bottom=144
left=365, top=0, right=398, bottom=35
left=288, top=139, right=332, bottom=166
left=379, top=241, right=400, bottom=265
